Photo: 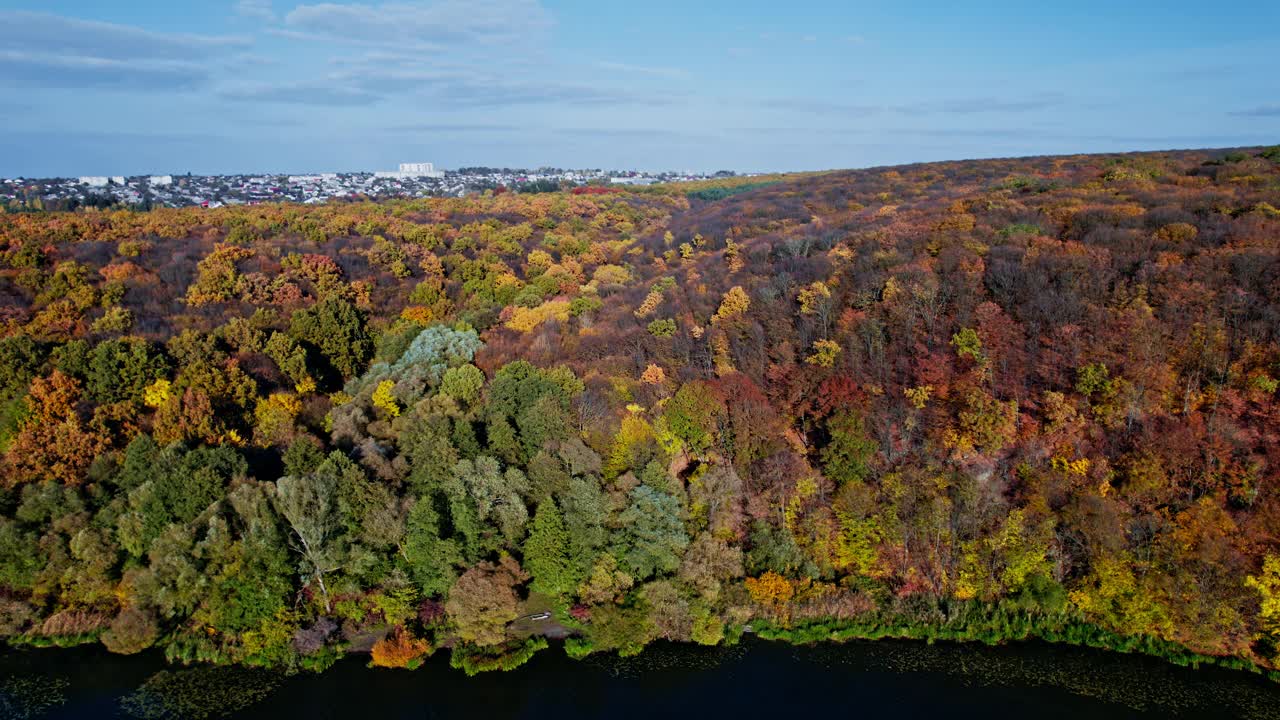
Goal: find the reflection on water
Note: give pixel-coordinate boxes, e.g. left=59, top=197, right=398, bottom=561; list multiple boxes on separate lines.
left=800, top=641, right=1280, bottom=720
left=0, top=675, right=71, bottom=719
left=119, top=666, right=282, bottom=720
left=2, top=638, right=1279, bottom=719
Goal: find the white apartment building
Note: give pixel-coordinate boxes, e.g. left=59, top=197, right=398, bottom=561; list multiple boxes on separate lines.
left=374, top=162, right=444, bottom=179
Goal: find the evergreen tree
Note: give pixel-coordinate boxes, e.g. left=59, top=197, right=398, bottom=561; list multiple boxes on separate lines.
left=524, top=499, right=571, bottom=598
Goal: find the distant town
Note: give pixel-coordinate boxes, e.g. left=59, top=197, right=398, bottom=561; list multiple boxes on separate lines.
left=0, top=163, right=741, bottom=211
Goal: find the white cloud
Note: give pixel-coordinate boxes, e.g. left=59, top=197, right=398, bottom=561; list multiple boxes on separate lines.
left=236, top=0, right=276, bottom=22
left=0, top=11, right=248, bottom=60
left=250, top=3, right=667, bottom=109
left=0, top=11, right=247, bottom=91
left=283, top=0, right=551, bottom=47
left=596, top=61, right=689, bottom=79
left=757, top=95, right=1063, bottom=116
left=221, top=82, right=382, bottom=106
left=0, top=50, right=210, bottom=91
left=220, top=66, right=674, bottom=108
left=903, top=96, right=1063, bottom=114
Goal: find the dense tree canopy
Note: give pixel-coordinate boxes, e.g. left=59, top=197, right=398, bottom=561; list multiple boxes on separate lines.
left=0, top=148, right=1278, bottom=677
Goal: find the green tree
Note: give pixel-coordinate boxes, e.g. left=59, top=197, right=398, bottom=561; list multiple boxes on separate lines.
left=526, top=451, right=572, bottom=503
left=821, top=410, right=877, bottom=486
left=156, top=446, right=246, bottom=524
left=289, top=296, right=373, bottom=380
left=0, top=334, right=44, bottom=400
left=204, top=483, right=295, bottom=657
left=404, top=496, right=464, bottom=597
left=0, top=518, right=41, bottom=590
left=87, top=337, right=170, bottom=405
left=524, top=500, right=572, bottom=598
left=562, top=476, right=608, bottom=583
left=1076, top=362, right=1113, bottom=397
left=114, top=434, right=160, bottom=491
left=446, top=556, right=527, bottom=647
left=454, top=456, right=529, bottom=546
left=265, top=331, right=312, bottom=387
left=613, top=485, right=689, bottom=580
left=946, top=388, right=1018, bottom=456
left=485, top=361, right=582, bottom=463
left=275, top=470, right=345, bottom=611
left=664, top=382, right=723, bottom=455
left=745, top=519, right=810, bottom=576
left=440, top=468, right=487, bottom=561
left=402, top=420, right=461, bottom=493
left=690, top=603, right=725, bottom=646
left=101, top=607, right=159, bottom=655
left=282, top=435, right=325, bottom=477
left=950, top=327, right=984, bottom=363
left=581, top=603, right=653, bottom=657
left=114, top=444, right=246, bottom=558
left=440, top=363, right=485, bottom=405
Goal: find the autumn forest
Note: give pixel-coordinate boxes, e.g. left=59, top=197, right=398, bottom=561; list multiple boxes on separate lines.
left=2, top=147, right=1280, bottom=679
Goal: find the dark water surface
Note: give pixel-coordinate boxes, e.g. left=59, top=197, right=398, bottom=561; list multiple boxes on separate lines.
left=3, top=638, right=1280, bottom=719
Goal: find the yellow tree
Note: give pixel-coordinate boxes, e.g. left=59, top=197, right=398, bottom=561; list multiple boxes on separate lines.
left=711, top=286, right=750, bottom=325
left=1246, top=555, right=1280, bottom=642
left=806, top=339, right=842, bottom=367
left=372, top=380, right=401, bottom=418
left=745, top=571, right=795, bottom=621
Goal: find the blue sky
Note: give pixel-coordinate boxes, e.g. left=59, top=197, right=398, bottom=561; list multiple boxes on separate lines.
left=0, top=0, right=1277, bottom=176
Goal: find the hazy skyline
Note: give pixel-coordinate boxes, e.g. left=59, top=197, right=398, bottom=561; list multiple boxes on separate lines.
left=1, top=0, right=1277, bottom=177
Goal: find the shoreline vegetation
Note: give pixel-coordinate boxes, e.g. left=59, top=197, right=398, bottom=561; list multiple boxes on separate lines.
left=7, top=602, right=1277, bottom=682
left=7, top=633, right=1280, bottom=720
left=1, top=147, right=1279, bottom=691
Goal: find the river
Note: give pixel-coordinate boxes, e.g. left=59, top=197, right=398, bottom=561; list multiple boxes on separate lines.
left=2, top=638, right=1279, bottom=719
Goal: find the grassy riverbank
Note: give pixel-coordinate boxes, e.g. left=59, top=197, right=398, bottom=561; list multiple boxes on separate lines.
left=749, top=609, right=1280, bottom=683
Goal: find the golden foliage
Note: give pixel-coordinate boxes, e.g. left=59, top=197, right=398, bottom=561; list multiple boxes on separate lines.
left=400, top=305, right=434, bottom=325
left=372, top=380, right=401, bottom=418
left=143, top=379, right=172, bottom=409
left=745, top=571, right=795, bottom=607
left=798, top=281, right=831, bottom=315
left=370, top=627, right=431, bottom=669
left=805, top=339, right=842, bottom=367
left=711, top=286, right=750, bottom=325
left=640, top=364, right=667, bottom=385
left=506, top=299, right=572, bottom=332
left=253, top=393, right=301, bottom=448
left=904, top=385, right=933, bottom=409
left=1247, top=555, right=1280, bottom=642
left=633, top=290, right=664, bottom=318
